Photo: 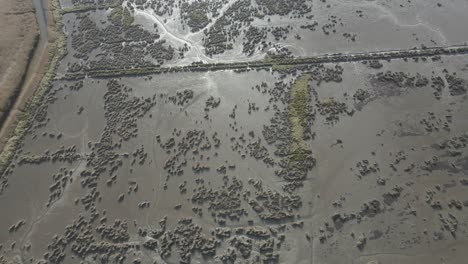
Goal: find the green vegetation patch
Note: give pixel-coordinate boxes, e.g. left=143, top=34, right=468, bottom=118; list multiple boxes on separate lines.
left=109, top=5, right=134, bottom=27
left=187, top=9, right=210, bottom=30
left=288, top=73, right=311, bottom=161
left=272, top=64, right=296, bottom=72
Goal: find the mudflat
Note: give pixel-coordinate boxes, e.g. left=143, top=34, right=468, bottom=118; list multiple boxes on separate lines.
left=1, top=1, right=468, bottom=264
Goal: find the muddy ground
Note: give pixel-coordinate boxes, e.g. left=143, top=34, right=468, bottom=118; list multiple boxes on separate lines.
left=1, top=0, right=468, bottom=264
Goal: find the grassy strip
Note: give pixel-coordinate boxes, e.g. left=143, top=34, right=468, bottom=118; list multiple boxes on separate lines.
left=60, top=1, right=120, bottom=14
left=61, top=5, right=98, bottom=14
left=272, top=64, right=297, bottom=72
left=0, top=0, right=66, bottom=176
left=61, top=45, right=468, bottom=80
left=63, top=62, right=272, bottom=79
left=288, top=74, right=311, bottom=162
left=0, top=34, right=40, bottom=132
